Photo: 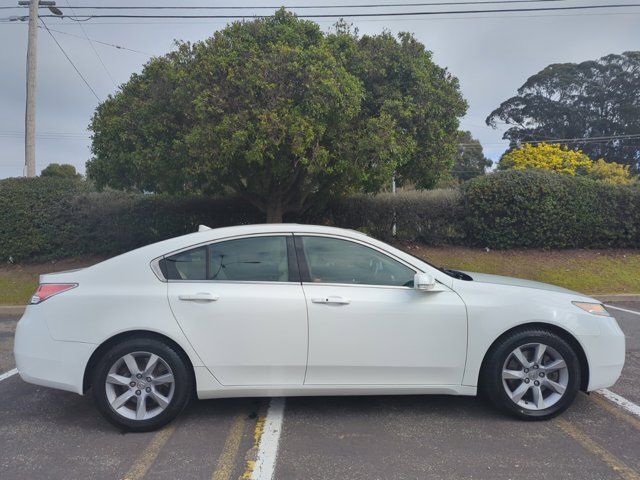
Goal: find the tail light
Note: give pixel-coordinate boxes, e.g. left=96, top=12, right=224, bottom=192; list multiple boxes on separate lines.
left=30, top=283, right=78, bottom=305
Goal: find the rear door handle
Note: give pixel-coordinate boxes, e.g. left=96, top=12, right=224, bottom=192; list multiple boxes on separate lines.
left=311, top=296, right=351, bottom=305
left=178, top=292, right=219, bottom=302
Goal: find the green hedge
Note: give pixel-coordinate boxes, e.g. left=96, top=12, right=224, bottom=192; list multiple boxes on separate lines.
left=312, top=189, right=464, bottom=244
left=1, top=171, right=640, bottom=262
left=463, top=169, right=640, bottom=249
left=0, top=178, right=262, bottom=262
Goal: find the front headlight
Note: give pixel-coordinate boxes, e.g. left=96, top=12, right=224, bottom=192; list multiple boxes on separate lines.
left=572, top=302, right=610, bottom=316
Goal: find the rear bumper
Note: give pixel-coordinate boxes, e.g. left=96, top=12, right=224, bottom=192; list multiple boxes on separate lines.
left=14, top=306, right=95, bottom=395
left=581, top=315, right=626, bottom=391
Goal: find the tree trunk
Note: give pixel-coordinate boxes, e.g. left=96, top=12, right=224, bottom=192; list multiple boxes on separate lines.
left=265, top=203, right=284, bottom=223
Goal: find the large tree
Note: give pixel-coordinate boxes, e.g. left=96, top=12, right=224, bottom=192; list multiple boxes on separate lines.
left=486, top=51, right=640, bottom=171
left=87, top=10, right=466, bottom=222
left=452, top=131, right=491, bottom=181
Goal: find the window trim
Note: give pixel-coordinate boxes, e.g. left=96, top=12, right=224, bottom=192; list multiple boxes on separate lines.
left=151, top=233, right=300, bottom=285
left=293, top=233, right=419, bottom=289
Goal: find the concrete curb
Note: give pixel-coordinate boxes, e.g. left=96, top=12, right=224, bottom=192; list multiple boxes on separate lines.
left=594, top=295, right=640, bottom=303
left=0, top=306, right=26, bottom=316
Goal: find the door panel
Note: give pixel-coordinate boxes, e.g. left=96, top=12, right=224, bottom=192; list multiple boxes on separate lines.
left=303, top=284, right=467, bottom=385
left=169, top=282, right=307, bottom=386
left=164, top=234, right=307, bottom=386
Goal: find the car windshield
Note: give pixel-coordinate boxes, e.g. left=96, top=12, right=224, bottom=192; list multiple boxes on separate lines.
left=401, top=249, right=473, bottom=281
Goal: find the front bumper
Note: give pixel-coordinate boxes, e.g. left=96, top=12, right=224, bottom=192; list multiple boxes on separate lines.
left=580, top=315, right=626, bottom=391
left=14, top=306, right=96, bottom=395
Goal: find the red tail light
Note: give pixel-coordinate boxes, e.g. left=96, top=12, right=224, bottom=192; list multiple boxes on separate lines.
left=30, top=283, right=78, bottom=305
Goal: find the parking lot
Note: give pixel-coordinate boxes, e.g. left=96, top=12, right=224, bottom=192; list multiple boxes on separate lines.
left=1, top=301, right=639, bottom=480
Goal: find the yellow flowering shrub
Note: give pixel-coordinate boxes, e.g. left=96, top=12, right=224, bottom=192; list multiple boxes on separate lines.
left=500, top=143, right=592, bottom=175
left=588, top=159, right=636, bottom=185
left=500, top=143, right=636, bottom=184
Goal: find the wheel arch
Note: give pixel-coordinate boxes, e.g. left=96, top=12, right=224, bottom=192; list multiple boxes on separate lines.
left=478, top=322, right=590, bottom=392
left=82, top=330, right=196, bottom=394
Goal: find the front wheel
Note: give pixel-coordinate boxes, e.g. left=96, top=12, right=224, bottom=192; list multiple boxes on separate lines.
left=482, top=329, right=581, bottom=420
left=92, top=338, right=193, bottom=432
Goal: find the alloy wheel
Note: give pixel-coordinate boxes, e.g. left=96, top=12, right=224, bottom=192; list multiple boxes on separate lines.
left=501, top=342, right=569, bottom=411
left=104, top=351, right=175, bottom=421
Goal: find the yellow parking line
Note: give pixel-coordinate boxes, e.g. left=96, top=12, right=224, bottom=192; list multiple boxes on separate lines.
left=241, top=413, right=266, bottom=480
left=591, top=394, right=640, bottom=431
left=122, top=422, right=178, bottom=480
left=554, top=418, right=640, bottom=480
left=212, top=412, right=247, bottom=480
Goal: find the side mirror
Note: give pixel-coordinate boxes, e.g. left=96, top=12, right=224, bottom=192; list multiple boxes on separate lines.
left=414, top=272, right=437, bottom=291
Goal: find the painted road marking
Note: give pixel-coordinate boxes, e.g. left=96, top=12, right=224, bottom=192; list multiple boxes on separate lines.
left=122, top=422, right=178, bottom=480
left=555, top=418, right=640, bottom=480
left=606, top=305, right=640, bottom=316
left=592, top=393, right=640, bottom=431
left=597, top=389, right=640, bottom=420
left=0, top=368, right=18, bottom=382
left=250, top=398, right=285, bottom=480
left=212, top=412, right=247, bottom=480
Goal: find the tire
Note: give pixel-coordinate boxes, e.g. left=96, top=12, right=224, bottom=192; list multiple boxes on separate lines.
left=92, top=337, right=193, bottom=432
left=481, top=328, right=581, bottom=420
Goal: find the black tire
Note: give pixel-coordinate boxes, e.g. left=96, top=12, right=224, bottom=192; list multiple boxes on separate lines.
left=481, top=328, right=581, bottom=420
left=92, top=337, right=193, bottom=432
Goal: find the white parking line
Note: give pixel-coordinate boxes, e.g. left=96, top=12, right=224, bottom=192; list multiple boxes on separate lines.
left=606, top=305, right=640, bottom=316
left=251, top=398, right=285, bottom=480
left=0, top=368, right=18, bottom=382
left=597, top=389, right=640, bottom=418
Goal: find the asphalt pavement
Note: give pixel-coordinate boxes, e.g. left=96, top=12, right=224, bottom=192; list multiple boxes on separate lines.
left=0, top=301, right=639, bottom=480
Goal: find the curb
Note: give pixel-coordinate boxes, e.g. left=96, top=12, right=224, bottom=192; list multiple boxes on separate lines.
left=594, top=295, right=640, bottom=303
left=0, top=306, right=26, bottom=316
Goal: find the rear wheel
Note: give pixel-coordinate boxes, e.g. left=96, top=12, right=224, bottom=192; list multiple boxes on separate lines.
left=482, top=329, right=581, bottom=420
left=92, top=338, right=192, bottom=431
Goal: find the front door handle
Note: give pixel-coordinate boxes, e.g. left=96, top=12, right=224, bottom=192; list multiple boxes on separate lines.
left=311, top=296, right=351, bottom=305
left=178, top=292, right=219, bottom=302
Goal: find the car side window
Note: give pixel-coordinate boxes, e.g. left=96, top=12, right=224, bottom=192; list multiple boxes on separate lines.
left=162, top=247, right=206, bottom=280
left=161, top=236, right=290, bottom=282
left=208, top=236, right=289, bottom=282
left=300, top=236, right=415, bottom=287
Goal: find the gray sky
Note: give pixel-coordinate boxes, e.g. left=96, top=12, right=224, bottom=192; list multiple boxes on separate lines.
left=1, top=0, right=639, bottom=178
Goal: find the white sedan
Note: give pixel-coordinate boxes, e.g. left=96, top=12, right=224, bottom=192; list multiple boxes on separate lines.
left=14, top=224, right=625, bottom=431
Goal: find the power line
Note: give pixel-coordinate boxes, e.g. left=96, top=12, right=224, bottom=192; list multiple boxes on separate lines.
left=30, top=3, right=640, bottom=20
left=36, top=25, right=151, bottom=55
left=10, top=0, right=571, bottom=9
left=63, top=0, right=116, bottom=87
left=39, top=18, right=101, bottom=102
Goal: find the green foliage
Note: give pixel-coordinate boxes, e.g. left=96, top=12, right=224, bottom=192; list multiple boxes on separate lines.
left=4, top=171, right=640, bottom=262
left=87, top=10, right=466, bottom=222
left=308, top=189, right=464, bottom=244
left=487, top=51, right=640, bottom=170
left=0, top=177, right=90, bottom=262
left=452, top=131, right=491, bottom=181
left=464, top=169, right=640, bottom=249
left=40, top=163, right=81, bottom=179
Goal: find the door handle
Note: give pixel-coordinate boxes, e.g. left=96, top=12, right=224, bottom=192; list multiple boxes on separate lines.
left=311, top=296, right=351, bottom=305
left=178, top=292, right=219, bottom=302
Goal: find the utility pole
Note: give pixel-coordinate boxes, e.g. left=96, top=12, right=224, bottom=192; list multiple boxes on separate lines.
left=392, top=172, right=397, bottom=237
left=17, top=0, right=60, bottom=177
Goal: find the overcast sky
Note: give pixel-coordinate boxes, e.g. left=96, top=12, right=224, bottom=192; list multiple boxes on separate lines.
left=1, top=0, right=638, bottom=178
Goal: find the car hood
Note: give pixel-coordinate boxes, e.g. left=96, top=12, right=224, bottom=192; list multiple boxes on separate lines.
left=462, top=271, right=584, bottom=296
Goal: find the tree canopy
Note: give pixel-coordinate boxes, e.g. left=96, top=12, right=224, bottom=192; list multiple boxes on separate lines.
left=451, top=131, right=491, bottom=181
left=87, top=10, right=466, bottom=222
left=486, top=51, right=640, bottom=171
left=40, top=163, right=81, bottom=179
